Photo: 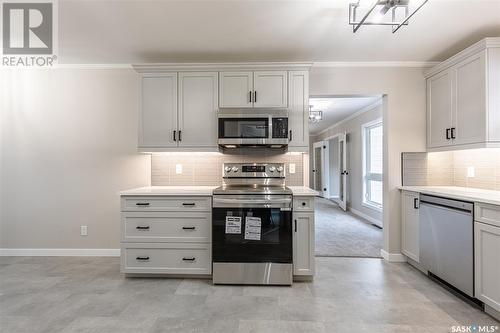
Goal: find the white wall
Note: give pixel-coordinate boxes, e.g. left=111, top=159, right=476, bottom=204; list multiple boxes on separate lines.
left=310, top=66, right=427, bottom=255
left=312, top=103, right=383, bottom=224
left=1, top=68, right=150, bottom=249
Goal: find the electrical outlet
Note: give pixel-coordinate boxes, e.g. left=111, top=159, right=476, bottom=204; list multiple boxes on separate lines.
left=80, top=225, right=88, bottom=236
left=467, top=166, right=475, bottom=178
left=289, top=163, right=296, bottom=174
left=175, top=164, right=183, bottom=174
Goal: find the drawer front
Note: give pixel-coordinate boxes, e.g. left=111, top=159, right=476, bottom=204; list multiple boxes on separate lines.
left=122, top=212, right=210, bottom=243
left=475, top=203, right=500, bottom=228
left=121, top=243, right=211, bottom=274
left=121, top=196, right=211, bottom=212
left=293, top=197, right=315, bottom=212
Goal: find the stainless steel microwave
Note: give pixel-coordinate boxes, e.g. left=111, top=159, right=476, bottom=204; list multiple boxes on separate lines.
left=218, top=114, right=289, bottom=148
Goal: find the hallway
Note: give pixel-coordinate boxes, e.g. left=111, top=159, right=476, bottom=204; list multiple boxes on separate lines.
left=315, top=198, right=383, bottom=258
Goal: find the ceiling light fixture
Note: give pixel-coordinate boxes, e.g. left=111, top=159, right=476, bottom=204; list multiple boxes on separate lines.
left=309, top=105, right=323, bottom=123
left=349, top=0, right=429, bottom=33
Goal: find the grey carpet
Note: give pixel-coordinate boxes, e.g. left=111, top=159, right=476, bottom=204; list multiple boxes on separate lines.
left=315, top=197, right=383, bottom=258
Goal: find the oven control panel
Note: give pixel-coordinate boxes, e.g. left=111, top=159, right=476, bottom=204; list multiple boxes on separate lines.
left=222, top=163, right=285, bottom=178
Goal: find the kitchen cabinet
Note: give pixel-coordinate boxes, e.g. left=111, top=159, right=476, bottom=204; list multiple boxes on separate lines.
left=401, top=191, right=420, bottom=263
left=219, top=70, right=287, bottom=108
left=139, top=74, right=178, bottom=149
left=293, top=196, right=315, bottom=277
left=426, top=38, right=500, bottom=151
left=474, top=203, right=500, bottom=313
left=288, top=71, right=309, bottom=150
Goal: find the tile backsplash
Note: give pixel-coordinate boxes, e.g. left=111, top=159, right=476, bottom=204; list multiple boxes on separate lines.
left=402, top=149, right=500, bottom=191
left=151, top=152, right=305, bottom=186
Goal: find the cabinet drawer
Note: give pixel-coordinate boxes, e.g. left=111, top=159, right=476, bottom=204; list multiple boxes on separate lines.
left=475, top=203, right=500, bottom=228
left=121, top=196, right=211, bottom=212
left=121, top=243, right=211, bottom=274
left=293, top=197, right=315, bottom=212
left=122, top=212, right=211, bottom=243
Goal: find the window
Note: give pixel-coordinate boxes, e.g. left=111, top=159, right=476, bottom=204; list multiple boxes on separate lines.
left=362, top=120, right=383, bottom=211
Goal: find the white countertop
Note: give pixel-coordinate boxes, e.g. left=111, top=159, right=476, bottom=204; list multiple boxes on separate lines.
left=121, top=185, right=319, bottom=197
left=120, top=186, right=217, bottom=196
left=288, top=186, right=319, bottom=196
left=399, top=186, right=500, bottom=206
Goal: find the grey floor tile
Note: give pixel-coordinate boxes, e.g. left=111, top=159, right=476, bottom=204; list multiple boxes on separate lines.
left=151, top=317, right=239, bottom=333
left=60, top=316, right=157, bottom=333
left=238, top=319, right=326, bottom=333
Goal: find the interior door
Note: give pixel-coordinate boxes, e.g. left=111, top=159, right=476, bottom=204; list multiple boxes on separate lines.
left=253, top=71, right=288, bottom=108
left=313, top=141, right=329, bottom=198
left=338, top=132, right=347, bottom=211
left=178, top=72, right=218, bottom=148
left=312, top=143, right=323, bottom=196
left=219, top=71, right=253, bottom=108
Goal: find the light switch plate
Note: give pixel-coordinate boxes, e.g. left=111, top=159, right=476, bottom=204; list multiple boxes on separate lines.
left=467, top=166, right=475, bottom=178
left=80, top=226, right=88, bottom=236
left=289, top=163, right=296, bottom=174
left=176, top=164, right=183, bottom=174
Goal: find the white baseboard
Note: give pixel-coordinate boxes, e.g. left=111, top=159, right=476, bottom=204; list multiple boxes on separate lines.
left=0, top=248, right=120, bottom=257
left=348, top=207, right=382, bottom=227
left=380, top=249, right=406, bottom=262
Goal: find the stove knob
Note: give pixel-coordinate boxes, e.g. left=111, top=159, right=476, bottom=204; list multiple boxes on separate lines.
left=268, top=166, right=276, bottom=172
left=231, top=166, right=239, bottom=172
left=277, top=166, right=284, bottom=173
left=224, top=166, right=232, bottom=172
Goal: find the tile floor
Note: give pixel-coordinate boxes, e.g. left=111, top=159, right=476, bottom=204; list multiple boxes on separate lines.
left=1, top=256, right=498, bottom=333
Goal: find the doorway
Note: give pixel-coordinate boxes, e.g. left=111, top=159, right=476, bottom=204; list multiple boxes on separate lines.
left=310, top=95, right=384, bottom=258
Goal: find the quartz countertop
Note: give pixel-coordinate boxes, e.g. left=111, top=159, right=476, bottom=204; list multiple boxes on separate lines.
left=399, top=186, right=500, bottom=206
left=288, top=186, right=319, bottom=196
left=120, top=186, right=218, bottom=196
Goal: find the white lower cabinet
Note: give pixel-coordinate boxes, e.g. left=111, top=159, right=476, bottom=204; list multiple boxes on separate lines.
left=401, top=191, right=420, bottom=262
left=293, top=196, right=315, bottom=277
left=474, top=220, right=500, bottom=312
left=120, top=195, right=212, bottom=275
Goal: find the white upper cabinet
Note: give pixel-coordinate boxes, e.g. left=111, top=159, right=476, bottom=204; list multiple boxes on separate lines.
left=219, top=72, right=253, bottom=108
left=253, top=71, right=287, bottom=108
left=139, top=74, right=178, bottom=149
left=178, top=72, right=218, bottom=148
left=288, top=71, right=309, bottom=149
left=426, top=38, right=500, bottom=151
left=219, top=70, right=288, bottom=108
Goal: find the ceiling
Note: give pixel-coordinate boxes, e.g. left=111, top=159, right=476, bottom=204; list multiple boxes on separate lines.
left=57, top=0, right=500, bottom=64
left=309, top=96, right=382, bottom=135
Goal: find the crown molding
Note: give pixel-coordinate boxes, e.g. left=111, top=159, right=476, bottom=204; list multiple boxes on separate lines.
left=133, top=62, right=314, bottom=73
left=312, top=61, right=440, bottom=68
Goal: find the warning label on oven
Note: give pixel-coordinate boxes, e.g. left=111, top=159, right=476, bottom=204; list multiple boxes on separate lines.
left=225, top=216, right=242, bottom=234
left=244, top=217, right=261, bottom=240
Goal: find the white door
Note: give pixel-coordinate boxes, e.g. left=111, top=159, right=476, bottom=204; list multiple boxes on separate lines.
left=293, top=212, right=315, bottom=276
left=338, top=132, right=347, bottom=211
left=427, top=70, right=453, bottom=149
left=253, top=71, right=287, bottom=108
left=313, top=141, right=328, bottom=197
left=219, top=71, right=253, bottom=108
left=178, top=72, right=218, bottom=148
left=453, top=51, right=487, bottom=146
left=139, top=74, right=178, bottom=149
left=401, top=191, right=420, bottom=262
left=287, top=71, right=309, bottom=149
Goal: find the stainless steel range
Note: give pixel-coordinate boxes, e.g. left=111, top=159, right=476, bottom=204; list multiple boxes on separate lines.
left=212, top=162, right=293, bottom=285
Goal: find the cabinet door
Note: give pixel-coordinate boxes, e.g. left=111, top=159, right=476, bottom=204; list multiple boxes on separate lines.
left=219, top=71, right=253, bottom=108
left=293, top=211, right=315, bottom=276
left=401, top=191, right=419, bottom=262
left=139, top=74, right=178, bottom=148
left=453, top=51, right=487, bottom=146
left=475, top=221, right=500, bottom=312
left=178, top=72, right=218, bottom=148
left=288, top=71, right=309, bottom=149
left=427, top=70, right=453, bottom=149
left=253, top=71, right=287, bottom=108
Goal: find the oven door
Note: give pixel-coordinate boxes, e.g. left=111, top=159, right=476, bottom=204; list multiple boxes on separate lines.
left=212, top=205, right=292, bottom=263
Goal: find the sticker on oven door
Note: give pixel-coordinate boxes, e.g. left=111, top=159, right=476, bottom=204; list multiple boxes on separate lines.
left=244, top=217, right=261, bottom=240
left=225, top=216, right=242, bottom=234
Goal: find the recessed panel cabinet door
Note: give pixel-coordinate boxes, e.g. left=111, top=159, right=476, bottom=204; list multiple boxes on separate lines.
left=139, top=74, right=178, bottom=148
left=401, top=191, right=419, bottom=262
left=253, top=71, right=287, bottom=108
left=453, top=51, right=487, bottom=146
left=475, top=221, right=500, bottom=312
left=427, top=70, right=453, bottom=149
left=219, top=71, right=253, bottom=108
left=178, top=72, right=218, bottom=148
left=288, top=71, right=309, bottom=149
left=293, top=211, right=315, bottom=276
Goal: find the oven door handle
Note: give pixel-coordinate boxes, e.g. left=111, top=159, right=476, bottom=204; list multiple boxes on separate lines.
left=213, top=198, right=292, bottom=205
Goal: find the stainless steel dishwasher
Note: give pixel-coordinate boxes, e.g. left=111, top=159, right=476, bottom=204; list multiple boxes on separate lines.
left=419, top=194, right=474, bottom=297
